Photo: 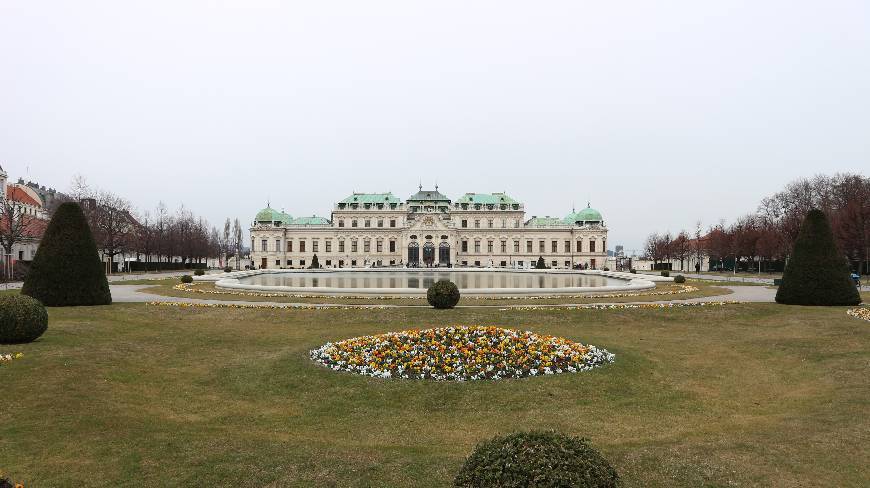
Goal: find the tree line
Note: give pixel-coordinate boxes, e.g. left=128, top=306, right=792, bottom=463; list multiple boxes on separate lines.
left=644, top=173, right=869, bottom=273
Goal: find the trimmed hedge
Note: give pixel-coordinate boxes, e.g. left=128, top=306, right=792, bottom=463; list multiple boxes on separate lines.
left=776, top=209, right=861, bottom=305
left=21, top=202, right=111, bottom=306
left=427, top=280, right=460, bottom=309
left=224, top=266, right=232, bottom=273
left=194, top=269, right=205, bottom=276
left=629, top=268, right=636, bottom=274
left=660, top=270, right=670, bottom=277
left=454, top=431, right=619, bottom=488
left=674, top=275, right=686, bottom=283
left=180, top=275, right=193, bottom=284
left=0, top=295, right=48, bottom=344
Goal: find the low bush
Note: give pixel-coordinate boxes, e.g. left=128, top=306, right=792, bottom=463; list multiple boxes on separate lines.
left=224, top=266, right=232, bottom=273
left=0, top=295, right=49, bottom=344
left=660, top=270, right=670, bottom=277
left=629, top=268, right=636, bottom=274
left=180, top=275, right=193, bottom=284
left=602, top=267, right=610, bottom=271
left=674, top=275, right=686, bottom=283
left=454, top=431, right=619, bottom=488
left=194, top=269, right=205, bottom=276
left=427, top=280, right=460, bottom=309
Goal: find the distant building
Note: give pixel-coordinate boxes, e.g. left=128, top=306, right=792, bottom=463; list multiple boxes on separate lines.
left=250, top=186, right=609, bottom=270
left=0, top=165, right=49, bottom=263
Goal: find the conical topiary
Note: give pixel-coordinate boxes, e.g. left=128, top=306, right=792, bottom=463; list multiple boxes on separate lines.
left=775, top=209, right=860, bottom=306
left=22, top=202, right=112, bottom=306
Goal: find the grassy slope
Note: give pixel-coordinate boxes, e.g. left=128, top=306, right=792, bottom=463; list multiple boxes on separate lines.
left=1, top=303, right=868, bottom=487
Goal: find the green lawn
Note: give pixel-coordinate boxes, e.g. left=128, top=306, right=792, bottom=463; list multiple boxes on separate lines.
left=2, top=303, right=868, bottom=487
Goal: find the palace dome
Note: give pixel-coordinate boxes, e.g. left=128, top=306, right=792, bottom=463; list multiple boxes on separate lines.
left=564, top=206, right=603, bottom=225
left=255, top=207, right=293, bottom=225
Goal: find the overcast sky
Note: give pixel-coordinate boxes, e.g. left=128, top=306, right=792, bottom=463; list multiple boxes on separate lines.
left=1, top=1, right=868, bottom=251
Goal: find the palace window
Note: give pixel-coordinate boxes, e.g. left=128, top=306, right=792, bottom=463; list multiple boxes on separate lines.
left=299, top=241, right=306, bottom=252
left=352, top=219, right=358, bottom=227
left=276, top=259, right=280, bottom=266
left=474, top=240, right=481, bottom=253
left=363, top=240, right=370, bottom=252
left=390, top=219, right=396, bottom=227
left=351, top=240, right=358, bottom=252
left=300, top=260, right=305, bottom=267
left=539, top=240, right=545, bottom=253
left=565, top=240, right=571, bottom=253
left=514, top=240, right=520, bottom=253
left=461, top=240, right=468, bottom=252
left=376, top=240, right=383, bottom=253
left=501, top=219, right=506, bottom=228
left=261, top=239, right=267, bottom=252
left=338, top=220, right=344, bottom=227
left=377, top=219, right=383, bottom=227
left=461, top=219, right=467, bottom=228
left=488, top=219, right=493, bottom=228
left=364, top=219, right=371, bottom=228
left=500, top=241, right=506, bottom=253
left=338, top=240, right=345, bottom=253
left=551, top=241, right=558, bottom=253
left=474, top=220, right=480, bottom=228
left=325, top=240, right=332, bottom=252
left=577, top=240, right=582, bottom=252
left=487, top=240, right=493, bottom=253
left=286, top=259, right=292, bottom=266
left=312, top=240, right=319, bottom=252
left=589, top=241, right=596, bottom=252
left=389, top=240, right=396, bottom=253
left=526, top=240, right=532, bottom=253
left=287, top=241, right=293, bottom=252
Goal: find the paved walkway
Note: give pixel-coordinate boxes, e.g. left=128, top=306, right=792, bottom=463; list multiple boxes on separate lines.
left=639, top=271, right=776, bottom=285
left=110, top=283, right=778, bottom=309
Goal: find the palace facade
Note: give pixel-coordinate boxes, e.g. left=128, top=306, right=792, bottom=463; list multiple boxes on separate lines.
left=250, top=187, right=608, bottom=270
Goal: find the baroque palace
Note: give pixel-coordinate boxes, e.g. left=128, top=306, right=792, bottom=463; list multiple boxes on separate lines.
left=250, top=186, right=608, bottom=270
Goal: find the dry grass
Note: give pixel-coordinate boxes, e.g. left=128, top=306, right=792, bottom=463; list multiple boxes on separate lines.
left=1, top=303, right=868, bottom=486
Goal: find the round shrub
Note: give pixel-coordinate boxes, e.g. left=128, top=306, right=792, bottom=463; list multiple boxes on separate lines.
left=602, top=267, right=610, bottom=271
left=427, top=280, right=460, bottom=309
left=21, top=202, right=111, bottom=306
left=180, top=275, right=193, bottom=284
left=674, top=275, right=686, bottom=283
left=454, top=431, right=619, bottom=488
left=660, top=270, right=670, bottom=277
left=0, top=295, right=49, bottom=344
left=224, top=266, right=232, bottom=273
left=629, top=268, right=636, bottom=274
left=193, top=269, right=205, bottom=276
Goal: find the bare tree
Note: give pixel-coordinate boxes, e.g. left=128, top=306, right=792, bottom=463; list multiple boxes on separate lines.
left=0, top=197, right=41, bottom=278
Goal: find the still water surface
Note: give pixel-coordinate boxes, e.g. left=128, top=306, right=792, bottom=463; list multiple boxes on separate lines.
left=238, top=271, right=626, bottom=290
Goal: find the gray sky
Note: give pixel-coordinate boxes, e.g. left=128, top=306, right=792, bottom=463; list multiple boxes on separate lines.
left=2, top=1, right=868, bottom=251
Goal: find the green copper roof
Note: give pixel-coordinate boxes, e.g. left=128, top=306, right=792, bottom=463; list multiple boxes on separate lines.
left=255, top=207, right=293, bottom=224
left=564, top=206, right=603, bottom=224
left=525, top=216, right=567, bottom=227
left=339, top=192, right=401, bottom=204
left=293, top=216, right=330, bottom=226
left=456, top=192, right=519, bottom=205
left=408, top=188, right=450, bottom=202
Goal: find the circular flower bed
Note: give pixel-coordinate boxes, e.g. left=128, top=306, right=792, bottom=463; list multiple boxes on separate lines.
left=310, top=326, right=614, bottom=381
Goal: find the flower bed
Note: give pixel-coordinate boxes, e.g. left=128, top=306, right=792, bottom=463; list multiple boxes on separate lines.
left=0, top=352, right=24, bottom=366
left=310, top=326, right=614, bottom=381
left=847, top=307, right=870, bottom=322
left=173, top=282, right=700, bottom=300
